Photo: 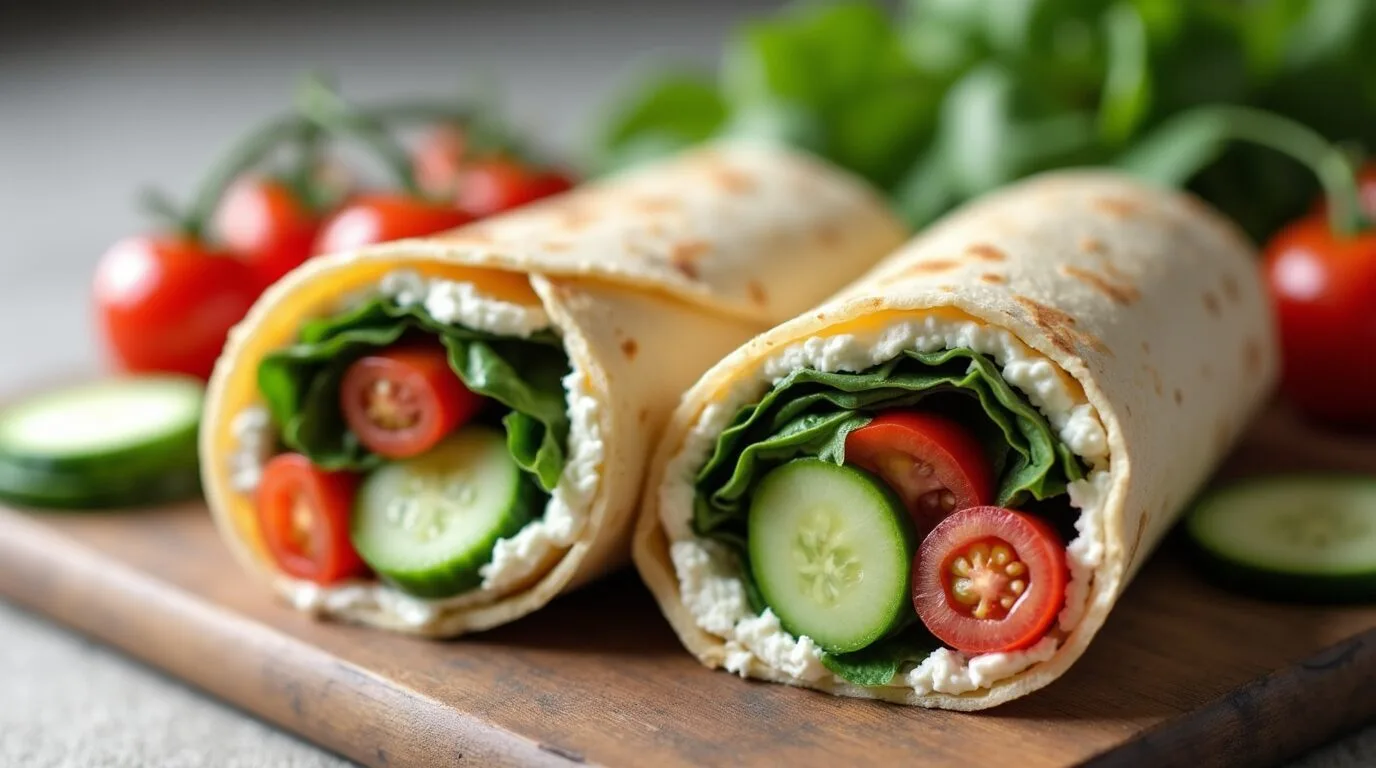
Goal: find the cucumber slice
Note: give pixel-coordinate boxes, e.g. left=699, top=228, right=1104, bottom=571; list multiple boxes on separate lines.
left=351, top=425, right=540, bottom=598
left=748, top=459, right=917, bottom=653
left=1185, top=475, right=1376, bottom=603
left=0, top=376, right=204, bottom=510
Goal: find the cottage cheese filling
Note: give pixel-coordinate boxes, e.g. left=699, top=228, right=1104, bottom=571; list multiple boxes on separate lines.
left=663, top=313, right=1111, bottom=696
left=228, top=269, right=603, bottom=624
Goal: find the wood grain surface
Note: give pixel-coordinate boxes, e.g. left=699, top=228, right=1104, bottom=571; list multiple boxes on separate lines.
left=1, top=402, right=1374, bottom=768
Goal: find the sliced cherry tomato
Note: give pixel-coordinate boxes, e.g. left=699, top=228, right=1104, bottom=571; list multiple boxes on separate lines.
left=413, top=124, right=468, bottom=196
left=1262, top=215, right=1376, bottom=428
left=339, top=343, right=483, bottom=459
left=845, top=411, right=995, bottom=536
left=93, top=235, right=259, bottom=380
left=313, top=193, right=471, bottom=255
left=256, top=453, right=367, bottom=584
left=213, top=177, right=320, bottom=290
left=913, top=506, right=1066, bottom=654
left=456, top=156, right=575, bottom=219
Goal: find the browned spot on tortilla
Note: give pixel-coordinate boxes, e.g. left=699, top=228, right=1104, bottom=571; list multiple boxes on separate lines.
left=1127, top=515, right=1150, bottom=562
left=1014, top=296, right=1107, bottom=355
left=937, top=284, right=958, bottom=293
left=558, top=204, right=598, bottom=230
left=543, top=240, right=573, bottom=252
left=1203, top=291, right=1221, bottom=317
left=1079, top=236, right=1106, bottom=254
left=1174, top=388, right=1184, bottom=406
left=638, top=408, right=650, bottom=424
left=1059, top=265, right=1140, bottom=305
left=620, top=338, right=639, bottom=360
left=1093, top=196, right=1141, bottom=218
left=669, top=240, right=711, bottom=279
left=815, top=221, right=844, bottom=247
left=707, top=163, right=756, bottom=194
left=633, top=195, right=679, bottom=214
left=1222, top=274, right=1241, bottom=303
left=1124, top=403, right=1133, bottom=418
left=1245, top=338, right=1264, bottom=375
left=746, top=280, right=768, bottom=306
left=901, top=259, right=961, bottom=277
left=1141, top=341, right=1151, bottom=354
left=1148, top=365, right=1163, bottom=397
left=965, top=243, right=1006, bottom=262
left=1097, top=259, right=1132, bottom=284
left=980, top=273, right=1006, bottom=284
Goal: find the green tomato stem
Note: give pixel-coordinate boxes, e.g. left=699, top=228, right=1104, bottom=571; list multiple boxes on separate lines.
left=296, top=75, right=424, bottom=197
left=1201, top=106, right=1366, bottom=237
left=182, top=115, right=313, bottom=240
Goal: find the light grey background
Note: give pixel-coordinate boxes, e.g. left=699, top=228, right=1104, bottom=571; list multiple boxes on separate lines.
left=0, top=2, right=1372, bottom=765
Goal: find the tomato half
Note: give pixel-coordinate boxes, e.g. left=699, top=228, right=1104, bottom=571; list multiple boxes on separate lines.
left=339, top=344, right=483, bottom=458
left=845, top=411, right=995, bottom=535
left=912, top=506, right=1066, bottom=654
left=1262, top=216, right=1376, bottom=428
left=213, top=177, right=320, bottom=290
left=256, top=453, right=367, bottom=584
left=93, top=235, right=260, bottom=380
left=456, top=156, right=575, bottom=219
left=313, top=193, right=471, bottom=255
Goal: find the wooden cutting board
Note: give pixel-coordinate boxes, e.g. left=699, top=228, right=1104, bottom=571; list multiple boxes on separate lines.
left=1, top=402, right=1374, bottom=768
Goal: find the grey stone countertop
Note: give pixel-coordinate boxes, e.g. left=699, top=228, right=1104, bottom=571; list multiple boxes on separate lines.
left=0, top=2, right=1371, bottom=765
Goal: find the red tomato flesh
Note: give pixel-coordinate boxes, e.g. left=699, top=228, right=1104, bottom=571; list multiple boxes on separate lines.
left=256, top=453, right=368, bottom=585
left=913, top=506, right=1066, bottom=654
left=413, top=124, right=468, bottom=196
left=340, top=344, right=483, bottom=459
left=313, top=193, right=471, bottom=255
left=845, top=411, right=995, bottom=536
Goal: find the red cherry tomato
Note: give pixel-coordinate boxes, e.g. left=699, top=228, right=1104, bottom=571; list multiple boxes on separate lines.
left=339, top=343, right=483, bottom=459
left=912, top=506, right=1066, bottom=655
left=256, top=453, right=368, bottom=585
left=93, top=235, right=259, bottom=380
left=413, top=124, right=468, bottom=196
left=845, top=411, right=995, bottom=536
left=1262, top=216, right=1376, bottom=428
left=313, top=193, right=471, bottom=255
left=456, top=156, right=575, bottom=219
left=213, top=177, right=320, bottom=290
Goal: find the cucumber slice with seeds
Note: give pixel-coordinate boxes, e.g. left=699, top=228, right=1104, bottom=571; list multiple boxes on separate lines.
left=351, top=425, right=540, bottom=598
left=748, top=459, right=918, bottom=654
left=1185, top=475, right=1376, bottom=603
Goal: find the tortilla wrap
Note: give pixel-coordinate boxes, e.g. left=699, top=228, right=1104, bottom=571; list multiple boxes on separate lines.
left=201, top=141, right=907, bottom=637
left=634, top=169, right=1278, bottom=708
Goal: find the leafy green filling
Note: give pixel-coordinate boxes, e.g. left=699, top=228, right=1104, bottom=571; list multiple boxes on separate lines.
left=257, top=295, right=571, bottom=492
left=693, top=347, right=1085, bottom=686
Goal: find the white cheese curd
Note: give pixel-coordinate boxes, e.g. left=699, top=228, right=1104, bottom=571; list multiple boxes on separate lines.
left=662, top=314, right=1111, bottom=695
left=232, top=269, right=601, bottom=625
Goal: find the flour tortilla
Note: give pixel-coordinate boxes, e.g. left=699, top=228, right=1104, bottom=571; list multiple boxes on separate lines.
left=634, top=169, right=1278, bottom=708
left=201, top=141, right=907, bottom=637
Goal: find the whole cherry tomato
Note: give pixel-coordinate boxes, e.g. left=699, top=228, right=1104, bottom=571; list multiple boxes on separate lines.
left=456, top=156, right=575, bottom=218
left=213, top=177, right=320, bottom=290
left=312, top=193, right=472, bottom=255
left=93, top=235, right=259, bottom=380
left=413, top=124, right=468, bottom=196
left=1262, top=216, right=1376, bottom=429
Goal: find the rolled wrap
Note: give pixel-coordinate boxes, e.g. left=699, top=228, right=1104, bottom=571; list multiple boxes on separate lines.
left=201, top=141, right=907, bottom=637
left=634, top=170, right=1278, bottom=709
